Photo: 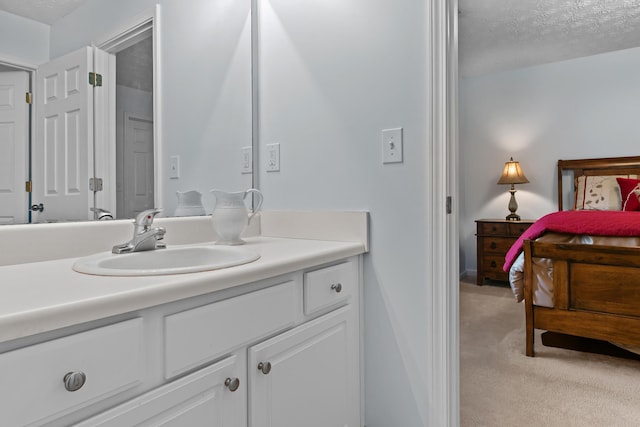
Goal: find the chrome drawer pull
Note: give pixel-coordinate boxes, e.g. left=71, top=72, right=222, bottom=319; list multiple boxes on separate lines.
left=331, top=283, right=343, bottom=293
left=225, top=377, right=240, bottom=392
left=63, top=371, right=86, bottom=392
left=257, top=361, right=272, bottom=375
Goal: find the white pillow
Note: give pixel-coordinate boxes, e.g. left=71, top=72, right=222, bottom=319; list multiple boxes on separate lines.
left=574, top=175, right=638, bottom=210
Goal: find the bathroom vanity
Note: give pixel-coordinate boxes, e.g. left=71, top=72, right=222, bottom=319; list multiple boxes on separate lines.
left=0, top=212, right=367, bottom=427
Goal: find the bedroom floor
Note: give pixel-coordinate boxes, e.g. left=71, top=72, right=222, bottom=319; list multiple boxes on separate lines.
left=459, top=277, right=640, bottom=427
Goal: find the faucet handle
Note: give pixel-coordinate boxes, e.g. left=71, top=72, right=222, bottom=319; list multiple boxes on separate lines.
left=135, top=209, right=163, bottom=228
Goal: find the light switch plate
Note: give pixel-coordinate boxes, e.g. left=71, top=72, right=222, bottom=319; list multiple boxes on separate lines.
left=266, top=143, right=280, bottom=172
left=169, top=155, right=180, bottom=179
left=382, top=128, right=403, bottom=164
left=241, top=146, right=252, bottom=174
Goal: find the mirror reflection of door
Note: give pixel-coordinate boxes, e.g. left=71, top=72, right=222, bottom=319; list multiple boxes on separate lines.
left=115, top=36, right=154, bottom=219
left=0, top=68, right=29, bottom=224
left=28, top=30, right=154, bottom=222
left=122, top=114, right=153, bottom=218
left=32, top=46, right=94, bottom=223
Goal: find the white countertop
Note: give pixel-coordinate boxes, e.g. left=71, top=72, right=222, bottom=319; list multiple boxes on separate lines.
left=0, top=237, right=365, bottom=343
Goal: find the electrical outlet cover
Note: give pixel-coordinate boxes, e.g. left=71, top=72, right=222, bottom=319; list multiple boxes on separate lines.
left=266, top=143, right=280, bottom=172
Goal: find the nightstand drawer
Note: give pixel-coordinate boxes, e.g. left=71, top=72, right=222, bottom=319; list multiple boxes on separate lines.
left=508, top=222, right=531, bottom=235
left=482, top=255, right=507, bottom=274
left=479, top=222, right=508, bottom=235
left=482, top=237, right=515, bottom=254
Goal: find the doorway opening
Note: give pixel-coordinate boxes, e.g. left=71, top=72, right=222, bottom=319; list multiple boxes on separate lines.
left=96, top=5, right=161, bottom=220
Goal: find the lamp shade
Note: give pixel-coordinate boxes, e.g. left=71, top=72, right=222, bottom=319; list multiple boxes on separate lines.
left=497, top=157, right=529, bottom=185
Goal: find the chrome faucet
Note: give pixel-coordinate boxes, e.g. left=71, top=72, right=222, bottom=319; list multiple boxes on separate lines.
left=112, top=209, right=166, bottom=254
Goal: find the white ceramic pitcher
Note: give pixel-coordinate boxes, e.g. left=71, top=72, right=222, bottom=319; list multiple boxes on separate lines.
left=210, top=189, right=263, bottom=245
left=174, top=190, right=205, bottom=216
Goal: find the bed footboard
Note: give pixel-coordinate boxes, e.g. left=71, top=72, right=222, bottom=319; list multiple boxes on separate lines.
left=523, top=240, right=640, bottom=357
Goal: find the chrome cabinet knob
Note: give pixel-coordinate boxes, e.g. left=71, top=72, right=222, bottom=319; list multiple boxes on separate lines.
left=257, top=361, right=272, bottom=375
left=63, top=371, right=86, bottom=392
left=224, top=377, right=240, bottom=392
left=331, top=283, right=342, bottom=293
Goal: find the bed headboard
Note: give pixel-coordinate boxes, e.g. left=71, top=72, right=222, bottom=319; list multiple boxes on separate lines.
left=557, top=156, right=640, bottom=210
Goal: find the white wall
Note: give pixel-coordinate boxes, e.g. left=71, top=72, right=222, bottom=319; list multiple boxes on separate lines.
left=49, top=0, right=252, bottom=215
left=0, top=10, right=49, bottom=65
left=459, top=46, right=640, bottom=274
left=259, top=1, right=430, bottom=425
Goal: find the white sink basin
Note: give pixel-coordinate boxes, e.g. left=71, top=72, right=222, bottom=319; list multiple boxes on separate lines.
left=73, top=245, right=260, bottom=276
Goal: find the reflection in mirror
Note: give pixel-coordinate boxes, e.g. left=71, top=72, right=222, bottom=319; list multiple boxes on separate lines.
left=0, top=0, right=253, bottom=224
left=0, top=63, right=29, bottom=224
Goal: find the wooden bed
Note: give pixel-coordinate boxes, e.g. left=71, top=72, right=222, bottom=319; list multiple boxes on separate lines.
left=523, top=156, right=640, bottom=357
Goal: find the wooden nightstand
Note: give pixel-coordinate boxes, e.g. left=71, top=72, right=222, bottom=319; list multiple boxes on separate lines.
left=475, top=218, right=534, bottom=286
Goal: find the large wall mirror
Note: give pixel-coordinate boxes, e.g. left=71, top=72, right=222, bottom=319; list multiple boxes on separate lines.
left=0, top=0, right=254, bottom=224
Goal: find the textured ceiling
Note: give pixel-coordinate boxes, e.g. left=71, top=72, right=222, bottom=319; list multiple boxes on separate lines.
left=0, top=0, right=87, bottom=24
left=4, top=0, right=640, bottom=80
left=459, top=0, right=640, bottom=77
left=0, top=0, right=151, bottom=92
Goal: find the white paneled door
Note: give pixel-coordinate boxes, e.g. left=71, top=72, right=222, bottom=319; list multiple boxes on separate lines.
left=33, top=46, right=94, bottom=222
left=0, top=71, right=29, bottom=224
left=123, top=113, right=154, bottom=219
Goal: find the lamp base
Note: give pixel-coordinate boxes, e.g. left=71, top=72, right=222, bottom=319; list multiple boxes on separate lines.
left=505, top=188, right=521, bottom=221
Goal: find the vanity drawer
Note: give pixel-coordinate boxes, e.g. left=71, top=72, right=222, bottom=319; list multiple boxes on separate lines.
left=304, top=261, right=356, bottom=316
left=1, top=318, right=144, bottom=427
left=164, top=280, right=299, bottom=379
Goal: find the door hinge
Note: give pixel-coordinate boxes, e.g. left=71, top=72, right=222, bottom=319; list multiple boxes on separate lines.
left=446, top=196, right=452, bottom=214
left=25, top=92, right=33, bottom=104
left=89, top=72, right=103, bottom=87
left=89, top=177, right=103, bottom=192
left=25, top=180, right=32, bottom=192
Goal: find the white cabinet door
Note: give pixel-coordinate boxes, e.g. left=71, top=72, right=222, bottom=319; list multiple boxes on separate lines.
left=248, top=305, right=360, bottom=427
left=77, top=355, right=245, bottom=427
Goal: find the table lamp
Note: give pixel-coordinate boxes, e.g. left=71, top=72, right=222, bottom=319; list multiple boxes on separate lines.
left=497, top=157, right=529, bottom=221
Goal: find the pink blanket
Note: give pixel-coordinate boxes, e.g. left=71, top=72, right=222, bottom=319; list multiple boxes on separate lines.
left=503, top=210, right=640, bottom=272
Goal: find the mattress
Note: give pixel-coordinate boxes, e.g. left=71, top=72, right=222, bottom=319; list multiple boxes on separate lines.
left=508, top=233, right=640, bottom=307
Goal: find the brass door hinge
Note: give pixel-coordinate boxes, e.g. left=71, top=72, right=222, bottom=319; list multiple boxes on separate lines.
left=89, top=177, right=103, bottom=192
left=25, top=92, right=32, bottom=104
left=89, top=72, right=103, bottom=87
left=25, top=180, right=32, bottom=192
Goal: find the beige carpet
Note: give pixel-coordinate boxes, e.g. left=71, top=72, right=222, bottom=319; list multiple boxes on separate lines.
left=460, top=279, right=640, bottom=427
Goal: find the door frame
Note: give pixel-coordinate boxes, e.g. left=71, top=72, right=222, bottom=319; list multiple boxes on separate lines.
left=428, top=0, right=459, bottom=425
left=95, top=5, right=162, bottom=217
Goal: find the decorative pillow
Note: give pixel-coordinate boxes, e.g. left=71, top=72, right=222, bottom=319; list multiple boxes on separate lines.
left=616, top=177, right=640, bottom=211
left=574, top=175, right=635, bottom=210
